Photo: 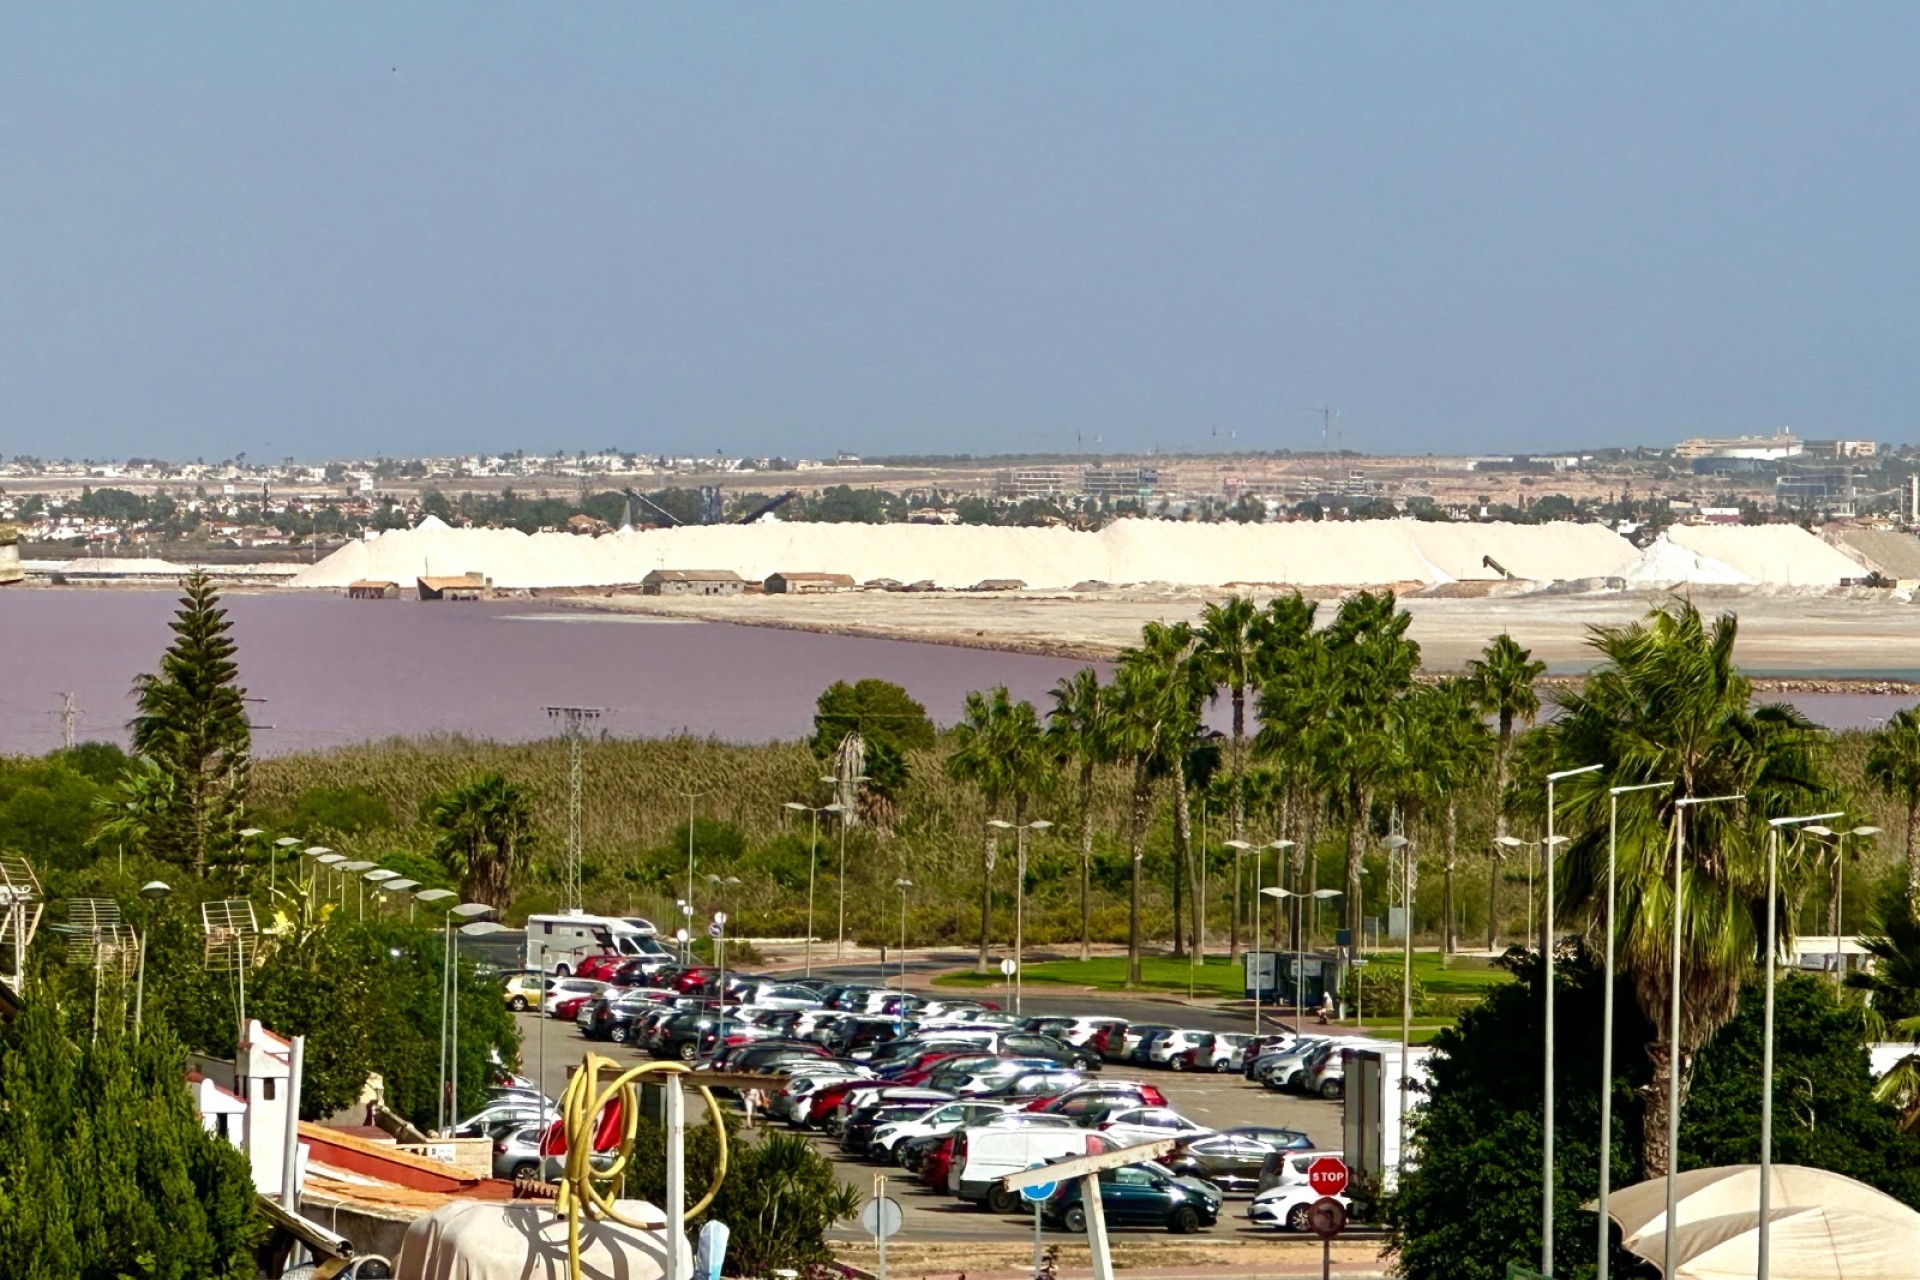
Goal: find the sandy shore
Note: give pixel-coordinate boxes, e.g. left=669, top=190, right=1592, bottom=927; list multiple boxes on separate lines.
left=554, top=586, right=1920, bottom=691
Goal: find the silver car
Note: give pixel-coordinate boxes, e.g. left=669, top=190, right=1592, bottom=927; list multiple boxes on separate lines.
left=491, top=1121, right=548, bottom=1180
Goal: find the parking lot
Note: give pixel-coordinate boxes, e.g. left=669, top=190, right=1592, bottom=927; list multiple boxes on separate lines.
left=513, top=996, right=1349, bottom=1243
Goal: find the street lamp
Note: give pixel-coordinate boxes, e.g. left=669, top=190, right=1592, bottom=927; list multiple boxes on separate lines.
left=451, top=917, right=508, bottom=1131
left=1494, top=835, right=1542, bottom=946
left=1804, top=823, right=1880, bottom=985
left=1754, top=811, right=1843, bottom=1280
left=1261, top=883, right=1339, bottom=1036
left=270, top=837, right=300, bottom=894
left=1542, top=762, right=1602, bottom=1276
left=1227, top=838, right=1293, bottom=1032
left=1596, top=781, right=1673, bottom=1280
left=435, top=899, right=495, bottom=1132
left=1384, top=832, right=1417, bottom=1175
left=133, top=879, right=171, bottom=1039
left=784, top=800, right=844, bottom=976
left=679, top=787, right=713, bottom=938
left=821, top=774, right=870, bottom=961
left=894, top=879, right=914, bottom=997
left=1662, top=793, right=1744, bottom=1280
left=988, top=818, right=1052, bottom=1013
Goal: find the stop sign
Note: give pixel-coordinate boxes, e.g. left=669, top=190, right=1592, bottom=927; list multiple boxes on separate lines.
left=1307, top=1155, right=1349, bottom=1197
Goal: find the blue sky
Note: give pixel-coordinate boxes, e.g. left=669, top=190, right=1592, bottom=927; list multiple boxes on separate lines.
left=4, top=6, right=1917, bottom=461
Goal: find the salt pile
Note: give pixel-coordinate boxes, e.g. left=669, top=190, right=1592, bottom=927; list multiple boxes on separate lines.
left=289, top=519, right=1643, bottom=592
left=1617, top=535, right=1753, bottom=587
left=1666, top=524, right=1864, bottom=587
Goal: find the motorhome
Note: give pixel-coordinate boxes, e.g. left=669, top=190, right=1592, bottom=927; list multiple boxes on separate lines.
left=524, top=912, right=662, bottom=974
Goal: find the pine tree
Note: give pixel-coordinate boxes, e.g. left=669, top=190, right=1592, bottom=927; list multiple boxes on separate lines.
left=130, top=571, right=251, bottom=874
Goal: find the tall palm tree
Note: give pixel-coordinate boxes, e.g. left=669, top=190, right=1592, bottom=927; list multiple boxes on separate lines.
left=1316, top=592, right=1420, bottom=942
left=1393, top=678, right=1490, bottom=955
left=1865, top=707, right=1920, bottom=909
left=1110, top=625, right=1200, bottom=985
left=1540, top=601, right=1832, bottom=1179
left=948, top=686, right=1054, bottom=971
left=1467, top=632, right=1546, bottom=947
left=1197, top=596, right=1262, bottom=958
left=1048, top=667, right=1111, bottom=962
left=429, top=772, right=537, bottom=906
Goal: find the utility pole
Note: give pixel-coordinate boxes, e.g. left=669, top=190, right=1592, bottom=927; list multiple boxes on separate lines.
left=544, top=706, right=603, bottom=911
left=679, top=788, right=713, bottom=928
left=56, top=692, right=77, bottom=750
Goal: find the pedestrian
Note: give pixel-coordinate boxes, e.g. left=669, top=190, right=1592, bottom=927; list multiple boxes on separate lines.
left=1317, top=990, right=1334, bottom=1024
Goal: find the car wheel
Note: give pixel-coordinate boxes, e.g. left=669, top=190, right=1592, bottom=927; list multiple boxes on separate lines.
left=1286, top=1203, right=1312, bottom=1232
left=1062, top=1205, right=1088, bottom=1234
left=986, top=1185, right=1022, bottom=1215
left=677, top=1041, right=698, bottom=1062
left=1169, top=1057, right=1187, bottom=1072
left=509, top=995, right=529, bottom=1012
left=609, top=1023, right=630, bottom=1045
left=1169, top=1204, right=1201, bottom=1234
left=512, top=1161, right=539, bottom=1181
left=1320, top=1078, right=1343, bottom=1100
left=1073, top=1057, right=1092, bottom=1072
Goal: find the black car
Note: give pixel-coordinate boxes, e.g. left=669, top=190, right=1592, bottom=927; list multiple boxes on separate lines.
left=1222, top=1125, right=1312, bottom=1151
left=652, top=1011, right=721, bottom=1061
left=722, top=1039, right=835, bottom=1073
left=1042, top=1163, right=1222, bottom=1233
left=1167, top=1133, right=1292, bottom=1193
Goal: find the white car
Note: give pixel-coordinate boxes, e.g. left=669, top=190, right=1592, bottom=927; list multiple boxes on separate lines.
left=1149, top=1029, right=1215, bottom=1068
left=1094, top=1106, right=1214, bottom=1149
left=1249, top=1183, right=1352, bottom=1232
left=870, top=1100, right=1013, bottom=1159
left=542, top=978, right=605, bottom=1015
left=740, top=982, right=823, bottom=1010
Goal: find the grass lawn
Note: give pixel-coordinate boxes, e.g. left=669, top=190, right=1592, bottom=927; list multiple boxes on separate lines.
left=932, top=950, right=1513, bottom=1003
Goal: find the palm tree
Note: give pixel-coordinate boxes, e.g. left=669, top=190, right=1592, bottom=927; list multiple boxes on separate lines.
left=1316, top=592, right=1420, bottom=942
left=948, top=687, right=1054, bottom=971
left=1048, top=667, right=1111, bottom=962
left=1393, top=678, right=1490, bottom=955
left=429, top=772, right=537, bottom=906
left=1540, top=601, right=1832, bottom=1179
left=1110, top=625, right=1200, bottom=985
left=1197, top=596, right=1262, bottom=958
left=1467, top=633, right=1546, bottom=947
left=1866, top=707, right=1920, bottom=909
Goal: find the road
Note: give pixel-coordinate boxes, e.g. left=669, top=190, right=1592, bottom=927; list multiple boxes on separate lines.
left=509, top=960, right=1347, bottom=1244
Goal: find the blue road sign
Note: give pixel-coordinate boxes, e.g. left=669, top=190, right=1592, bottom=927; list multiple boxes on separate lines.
left=1020, top=1159, right=1056, bottom=1203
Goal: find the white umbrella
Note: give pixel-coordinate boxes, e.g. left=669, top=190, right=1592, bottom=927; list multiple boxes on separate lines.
left=1597, top=1165, right=1920, bottom=1280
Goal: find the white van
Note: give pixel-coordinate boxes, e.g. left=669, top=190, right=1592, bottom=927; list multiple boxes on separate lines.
left=524, top=911, right=662, bottom=974
left=950, top=1124, right=1110, bottom=1214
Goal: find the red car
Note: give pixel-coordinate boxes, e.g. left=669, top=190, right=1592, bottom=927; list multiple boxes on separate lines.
left=920, top=1134, right=957, bottom=1189
left=553, top=994, right=595, bottom=1021
left=671, top=967, right=711, bottom=994
left=572, top=953, right=628, bottom=982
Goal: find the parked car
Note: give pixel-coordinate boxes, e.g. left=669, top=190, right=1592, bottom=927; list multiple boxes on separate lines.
left=716, top=1039, right=834, bottom=1073
left=1093, top=1106, right=1214, bottom=1149
left=501, top=971, right=548, bottom=1012
left=975, top=1069, right=1085, bottom=1102
left=491, top=1121, right=547, bottom=1180
left=1255, top=1148, right=1330, bottom=1194
left=1248, top=1183, right=1352, bottom=1232
left=1166, top=1133, right=1289, bottom=1192
left=1117, top=1024, right=1176, bottom=1064
left=1042, top=1163, right=1222, bottom=1234
left=1260, top=1039, right=1334, bottom=1091
left=446, top=1102, right=546, bottom=1139
left=869, top=1101, right=1014, bottom=1162
left=928, top=1057, right=1057, bottom=1094
left=542, top=978, right=605, bottom=1017
left=1184, top=1033, right=1257, bottom=1073
left=840, top=1099, right=949, bottom=1155
left=1223, top=1125, right=1313, bottom=1153
left=1025, top=1081, right=1168, bottom=1119
left=1245, top=1035, right=1316, bottom=1081
left=738, top=981, right=826, bottom=1010
left=1148, top=1029, right=1215, bottom=1070
left=949, top=1123, right=1101, bottom=1214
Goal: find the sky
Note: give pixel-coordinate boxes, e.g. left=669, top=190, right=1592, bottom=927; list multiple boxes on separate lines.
left=3, top=6, right=1918, bottom=462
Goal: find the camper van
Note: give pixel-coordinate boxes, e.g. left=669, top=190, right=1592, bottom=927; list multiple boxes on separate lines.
left=524, top=912, right=663, bottom=975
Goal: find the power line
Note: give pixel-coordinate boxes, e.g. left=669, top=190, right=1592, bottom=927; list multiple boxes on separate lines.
left=544, top=706, right=603, bottom=911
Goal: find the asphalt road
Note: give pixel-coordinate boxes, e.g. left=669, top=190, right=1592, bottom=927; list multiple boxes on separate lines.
left=508, top=959, right=1346, bottom=1244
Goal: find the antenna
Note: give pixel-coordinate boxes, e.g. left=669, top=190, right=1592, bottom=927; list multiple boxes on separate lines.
left=545, top=706, right=604, bottom=911
left=56, top=692, right=78, bottom=750
left=57, top=899, right=136, bottom=1039
left=0, top=854, right=43, bottom=992
left=200, top=899, right=262, bottom=1034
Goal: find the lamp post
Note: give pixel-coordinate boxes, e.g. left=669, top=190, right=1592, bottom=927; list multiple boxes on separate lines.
left=988, top=818, right=1052, bottom=1014
left=1262, top=883, right=1340, bottom=1037
left=784, top=801, right=844, bottom=977
left=1541, top=762, right=1601, bottom=1276
left=1804, top=823, right=1880, bottom=986
left=679, top=788, right=713, bottom=938
left=1755, top=812, right=1844, bottom=1280
left=1384, top=833, right=1417, bottom=1175
left=822, top=773, right=869, bottom=962
left=238, top=827, right=264, bottom=885
left=894, top=879, right=913, bottom=997
left=1493, top=835, right=1539, bottom=947
left=1663, top=793, right=1744, bottom=1280
left=133, top=879, right=171, bottom=1039
left=271, top=836, right=300, bottom=896
left=1227, top=839, right=1293, bottom=1031
left=451, top=918, right=508, bottom=1130
left=1597, top=781, right=1673, bottom=1280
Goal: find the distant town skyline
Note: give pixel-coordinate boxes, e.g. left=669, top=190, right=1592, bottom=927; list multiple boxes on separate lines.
left=5, top=5, right=1919, bottom=461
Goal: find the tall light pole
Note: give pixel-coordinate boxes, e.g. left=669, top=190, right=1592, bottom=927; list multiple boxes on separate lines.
left=680, top=787, right=713, bottom=935
left=1384, top=833, right=1417, bottom=1174
left=784, top=801, right=843, bottom=976
left=822, top=773, right=868, bottom=962
left=1597, top=781, right=1672, bottom=1280
left=1664, top=793, right=1744, bottom=1280
left=133, top=879, right=172, bottom=1039
left=1804, top=823, right=1880, bottom=985
left=895, top=879, right=914, bottom=998
left=1228, top=838, right=1293, bottom=1031
left=1262, top=883, right=1339, bottom=1036
left=1541, top=762, right=1601, bottom=1276
left=1493, top=835, right=1536, bottom=949
left=989, top=818, right=1052, bottom=1014
left=271, top=836, right=301, bottom=896
left=544, top=706, right=603, bottom=913
left=1756, top=811, right=1842, bottom=1280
